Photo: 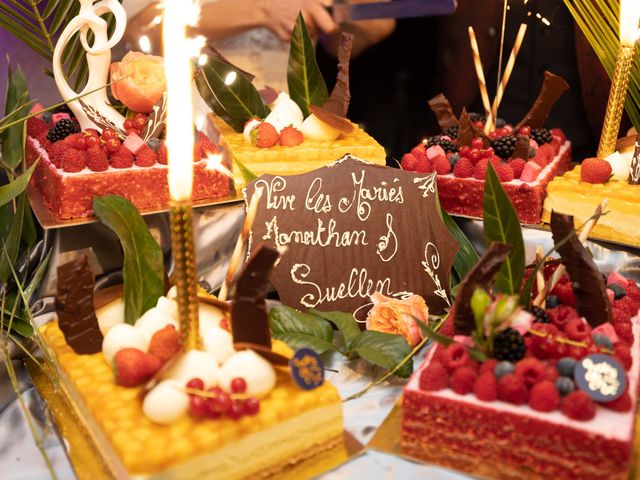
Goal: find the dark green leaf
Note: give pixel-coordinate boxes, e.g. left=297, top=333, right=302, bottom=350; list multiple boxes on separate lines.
left=42, top=0, right=62, bottom=20
left=0, top=193, right=25, bottom=282
left=0, top=160, right=37, bottom=207
left=20, top=201, right=37, bottom=248
left=350, top=330, right=413, bottom=377
left=271, top=332, right=335, bottom=354
left=268, top=305, right=334, bottom=342
left=49, top=0, right=78, bottom=36
left=309, top=309, right=361, bottom=350
left=0, top=16, right=50, bottom=58
left=440, top=206, right=479, bottom=285
left=23, top=250, right=51, bottom=304
left=483, top=163, right=525, bottom=294
left=4, top=0, right=33, bottom=18
left=2, top=64, right=30, bottom=171
left=286, top=13, right=328, bottom=117
left=6, top=317, right=33, bottom=338
left=195, top=59, right=269, bottom=132
left=93, top=196, right=164, bottom=325
left=415, top=318, right=454, bottom=347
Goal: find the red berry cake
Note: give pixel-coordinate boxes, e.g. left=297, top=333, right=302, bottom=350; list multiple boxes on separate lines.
left=402, top=126, right=571, bottom=225
left=25, top=114, right=232, bottom=219
left=401, top=265, right=640, bottom=479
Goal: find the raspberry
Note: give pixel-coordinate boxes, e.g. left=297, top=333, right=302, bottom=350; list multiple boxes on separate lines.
left=497, top=373, right=529, bottom=405
left=614, top=344, right=632, bottom=370
left=625, top=281, right=640, bottom=302
left=434, top=155, right=451, bottom=175
left=453, top=157, right=474, bottom=178
left=410, top=145, right=426, bottom=158
left=441, top=343, right=472, bottom=373
left=110, top=147, right=134, bottom=169
left=450, top=366, right=477, bottom=394
left=611, top=307, right=631, bottom=325
left=197, top=131, right=218, bottom=156
left=552, top=282, right=576, bottom=308
left=401, top=153, right=418, bottom=171
left=529, top=380, right=560, bottom=412
left=474, top=372, right=498, bottom=401
left=580, top=157, right=612, bottom=184
left=565, top=318, right=592, bottom=341
left=157, top=143, right=167, bottom=165
left=561, top=390, right=596, bottom=421
left=480, top=358, right=498, bottom=375
left=415, top=157, right=433, bottom=173
left=27, top=117, right=49, bottom=138
left=614, top=296, right=638, bottom=317
left=614, top=322, right=633, bottom=345
left=46, top=141, right=70, bottom=168
left=547, top=305, right=579, bottom=330
left=602, top=390, right=632, bottom=412
left=473, top=158, right=488, bottom=180
left=85, top=145, right=109, bottom=172
left=514, top=358, right=547, bottom=388
left=495, top=163, right=515, bottom=182
left=419, top=361, right=449, bottom=391
left=510, top=158, right=526, bottom=178
left=61, top=148, right=86, bottom=172
left=135, top=144, right=157, bottom=167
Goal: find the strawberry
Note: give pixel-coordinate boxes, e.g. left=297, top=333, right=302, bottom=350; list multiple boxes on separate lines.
left=453, top=157, right=474, bottom=178
left=580, top=157, right=612, bottom=184
left=401, top=153, right=418, bottom=171
left=279, top=126, right=304, bottom=147
left=113, top=348, right=162, bottom=387
left=250, top=122, right=279, bottom=148
left=149, top=325, right=181, bottom=363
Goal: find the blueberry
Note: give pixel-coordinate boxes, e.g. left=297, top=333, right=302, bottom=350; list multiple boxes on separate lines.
left=592, top=333, right=613, bottom=349
left=494, top=360, right=515, bottom=379
left=529, top=146, right=536, bottom=158
left=607, top=283, right=626, bottom=300
left=495, top=118, right=506, bottom=128
left=556, top=357, right=577, bottom=377
left=449, top=153, right=460, bottom=168
left=546, top=295, right=561, bottom=309
left=555, top=376, right=575, bottom=396
left=147, top=137, right=161, bottom=152
left=41, top=111, right=53, bottom=124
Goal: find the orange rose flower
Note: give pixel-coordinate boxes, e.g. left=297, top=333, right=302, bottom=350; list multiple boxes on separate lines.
left=110, top=51, right=166, bottom=113
left=366, top=292, right=429, bottom=347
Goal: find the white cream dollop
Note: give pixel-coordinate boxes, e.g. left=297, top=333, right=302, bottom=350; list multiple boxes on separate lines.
left=135, top=305, right=179, bottom=342
left=300, top=114, right=341, bottom=141
left=264, top=93, right=304, bottom=132
left=243, top=118, right=262, bottom=144
left=198, top=304, right=226, bottom=335
left=605, top=151, right=633, bottom=180
left=96, top=297, right=125, bottom=335
left=142, top=379, right=189, bottom=424
left=163, top=349, right=219, bottom=388
left=102, top=323, right=148, bottom=366
left=202, top=327, right=235, bottom=365
left=217, top=350, right=276, bottom=398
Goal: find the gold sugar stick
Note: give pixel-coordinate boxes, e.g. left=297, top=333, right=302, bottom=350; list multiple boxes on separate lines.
left=468, top=27, right=492, bottom=119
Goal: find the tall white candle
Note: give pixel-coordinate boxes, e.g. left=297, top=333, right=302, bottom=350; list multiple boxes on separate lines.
left=620, top=0, right=640, bottom=47
left=163, top=0, right=195, bottom=201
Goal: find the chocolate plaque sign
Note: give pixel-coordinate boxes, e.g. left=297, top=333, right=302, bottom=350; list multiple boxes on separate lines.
left=245, top=156, right=459, bottom=325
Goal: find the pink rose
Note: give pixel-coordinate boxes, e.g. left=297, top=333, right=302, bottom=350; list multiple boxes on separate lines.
left=110, top=51, right=166, bottom=113
left=366, top=292, right=429, bottom=347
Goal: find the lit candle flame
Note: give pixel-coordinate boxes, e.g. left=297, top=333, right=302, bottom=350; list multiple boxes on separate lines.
left=620, top=0, right=640, bottom=47
left=205, top=153, right=233, bottom=179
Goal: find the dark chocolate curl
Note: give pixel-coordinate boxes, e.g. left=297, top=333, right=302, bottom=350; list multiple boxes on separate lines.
left=259, top=86, right=279, bottom=105
left=323, top=32, right=354, bottom=117
left=231, top=244, right=280, bottom=349
left=549, top=212, right=611, bottom=327
left=456, top=108, right=490, bottom=148
left=513, top=134, right=531, bottom=161
left=55, top=256, right=103, bottom=354
left=309, top=104, right=354, bottom=134
left=428, top=93, right=458, bottom=131
left=453, top=242, right=512, bottom=335
left=628, top=136, right=640, bottom=185
left=515, top=71, right=569, bottom=130
left=141, top=93, right=167, bottom=141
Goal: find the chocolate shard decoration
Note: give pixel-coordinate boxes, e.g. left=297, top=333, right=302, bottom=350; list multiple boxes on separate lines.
left=428, top=93, right=458, bottom=131
left=549, top=212, right=611, bottom=327
left=513, top=134, right=531, bottom=161
left=628, top=135, right=640, bottom=185
left=453, top=242, right=512, bottom=335
left=141, top=93, right=167, bottom=141
left=230, top=243, right=280, bottom=349
left=616, top=133, right=636, bottom=153
left=322, top=32, right=354, bottom=117
left=234, top=342, right=291, bottom=366
left=55, top=256, right=104, bottom=354
left=456, top=108, right=489, bottom=148
left=79, top=99, right=126, bottom=140
left=259, top=86, right=279, bottom=106
left=515, top=71, right=569, bottom=130
left=309, top=104, right=354, bottom=134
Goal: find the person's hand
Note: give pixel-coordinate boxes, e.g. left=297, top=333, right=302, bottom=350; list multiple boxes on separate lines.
left=260, top=0, right=337, bottom=41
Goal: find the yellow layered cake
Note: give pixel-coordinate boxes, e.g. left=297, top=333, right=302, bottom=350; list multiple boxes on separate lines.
left=211, top=115, right=387, bottom=186
left=542, top=166, right=640, bottom=247
left=40, top=320, right=345, bottom=479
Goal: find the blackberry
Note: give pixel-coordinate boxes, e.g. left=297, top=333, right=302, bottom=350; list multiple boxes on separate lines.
left=426, top=135, right=458, bottom=154
left=530, top=305, right=550, bottom=323
left=531, top=128, right=553, bottom=145
left=443, top=125, right=459, bottom=139
left=607, top=283, right=626, bottom=300
left=491, top=135, right=517, bottom=159
left=492, top=328, right=526, bottom=362
left=47, top=119, right=79, bottom=142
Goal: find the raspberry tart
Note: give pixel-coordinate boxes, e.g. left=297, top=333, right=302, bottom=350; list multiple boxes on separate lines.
left=401, top=215, right=639, bottom=480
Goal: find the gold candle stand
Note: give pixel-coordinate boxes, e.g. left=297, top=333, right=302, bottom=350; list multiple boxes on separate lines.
left=169, top=199, right=201, bottom=351
left=597, top=45, right=636, bottom=159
